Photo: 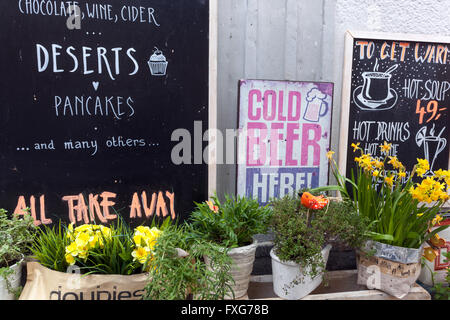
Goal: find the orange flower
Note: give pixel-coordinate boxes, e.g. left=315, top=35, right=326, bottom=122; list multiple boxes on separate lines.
left=300, top=192, right=329, bottom=210
left=206, top=200, right=219, bottom=213
left=430, top=234, right=446, bottom=248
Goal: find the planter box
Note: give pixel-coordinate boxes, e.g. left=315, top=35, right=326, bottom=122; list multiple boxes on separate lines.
left=247, top=270, right=431, bottom=300
left=19, top=262, right=148, bottom=300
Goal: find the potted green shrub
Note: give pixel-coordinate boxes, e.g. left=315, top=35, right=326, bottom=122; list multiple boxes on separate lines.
left=317, top=143, right=450, bottom=298
left=0, top=209, right=36, bottom=300
left=188, top=194, right=272, bottom=299
left=269, top=193, right=369, bottom=300
left=142, top=223, right=234, bottom=300
left=21, top=218, right=169, bottom=300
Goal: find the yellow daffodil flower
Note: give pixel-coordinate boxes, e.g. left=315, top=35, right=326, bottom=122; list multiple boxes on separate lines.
left=387, top=156, right=404, bottom=170
left=432, top=215, right=443, bottom=226
left=384, top=175, right=394, bottom=187
left=417, top=158, right=430, bottom=169
left=351, top=142, right=360, bottom=152
left=326, top=150, right=335, bottom=160
left=379, top=141, right=392, bottom=154
left=416, top=158, right=430, bottom=177
left=373, top=159, right=384, bottom=169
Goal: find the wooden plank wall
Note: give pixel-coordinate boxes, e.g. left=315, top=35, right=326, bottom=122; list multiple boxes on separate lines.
left=216, top=0, right=337, bottom=196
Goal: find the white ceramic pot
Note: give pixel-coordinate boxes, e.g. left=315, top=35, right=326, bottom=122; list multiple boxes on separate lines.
left=0, top=259, right=23, bottom=300
left=270, top=244, right=332, bottom=300
left=204, top=241, right=257, bottom=299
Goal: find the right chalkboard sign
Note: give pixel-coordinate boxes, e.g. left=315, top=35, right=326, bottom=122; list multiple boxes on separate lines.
left=339, top=31, right=450, bottom=205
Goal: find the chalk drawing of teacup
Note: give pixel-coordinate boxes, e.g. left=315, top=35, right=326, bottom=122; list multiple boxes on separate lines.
left=353, top=63, right=398, bottom=111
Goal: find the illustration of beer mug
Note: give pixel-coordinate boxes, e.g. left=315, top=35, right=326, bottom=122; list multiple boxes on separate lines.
left=303, top=98, right=328, bottom=122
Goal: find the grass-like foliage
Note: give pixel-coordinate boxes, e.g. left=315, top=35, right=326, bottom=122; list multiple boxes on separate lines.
left=143, top=224, right=234, bottom=300
left=30, top=221, right=70, bottom=273
left=188, top=193, right=272, bottom=248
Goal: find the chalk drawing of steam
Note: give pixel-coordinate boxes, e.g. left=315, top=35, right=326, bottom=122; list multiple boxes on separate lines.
left=303, top=87, right=328, bottom=122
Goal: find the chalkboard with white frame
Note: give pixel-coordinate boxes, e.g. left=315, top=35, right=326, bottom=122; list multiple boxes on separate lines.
left=340, top=31, right=450, bottom=207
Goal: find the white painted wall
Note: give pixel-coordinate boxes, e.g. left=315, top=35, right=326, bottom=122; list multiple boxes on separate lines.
left=216, top=0, right=335, bottom=196
left=215, top=0, right=450, bottom=195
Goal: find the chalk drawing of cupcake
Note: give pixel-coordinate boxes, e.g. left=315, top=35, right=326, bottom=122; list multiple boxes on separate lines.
left=148, top=47, right=168, bottom=76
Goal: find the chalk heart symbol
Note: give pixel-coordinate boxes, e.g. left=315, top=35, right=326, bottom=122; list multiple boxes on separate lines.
left=92, top=81, right=100, bottom=91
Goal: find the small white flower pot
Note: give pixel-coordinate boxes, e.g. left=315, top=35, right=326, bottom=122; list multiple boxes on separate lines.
left=270, top=244, right=332, bottom=300
left=0, top=259, right=24, bottom=300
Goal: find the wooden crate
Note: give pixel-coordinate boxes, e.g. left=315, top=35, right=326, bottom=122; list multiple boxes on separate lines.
left=247, top=270, right=431, bottom=300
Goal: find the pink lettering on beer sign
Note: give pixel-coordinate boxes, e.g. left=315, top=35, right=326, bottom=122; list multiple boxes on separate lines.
left=237, top=80, right=333, bottom=205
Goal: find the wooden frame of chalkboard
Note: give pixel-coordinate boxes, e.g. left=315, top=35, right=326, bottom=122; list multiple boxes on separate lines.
left=208, top=0, right=218, bottom=196
left=339, top=30, right=450, bottom=209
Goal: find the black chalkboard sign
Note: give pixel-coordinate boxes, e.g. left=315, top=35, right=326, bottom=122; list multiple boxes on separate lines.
left=0, top=0, right=211, bottom=226
left=339, top=31, right=450, bottom=194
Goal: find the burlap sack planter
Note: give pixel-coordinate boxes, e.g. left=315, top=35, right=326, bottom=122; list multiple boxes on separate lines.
left=357, top=241, right=424, bottom=299
left=19, top=261, right=148, bottom=300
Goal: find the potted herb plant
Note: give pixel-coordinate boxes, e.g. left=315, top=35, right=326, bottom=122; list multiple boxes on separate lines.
left=0, top=209, right=36, bottom=300
left=317, top=143, right=450, bottom=298
left=20, top=217, right=169, bottom=300
left=269, top=192, right=368, bottom=300
left=188, top=194, right=272, bottom=299
left=142, top=223, right=234, bottom=300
